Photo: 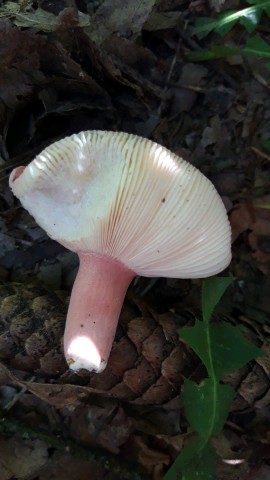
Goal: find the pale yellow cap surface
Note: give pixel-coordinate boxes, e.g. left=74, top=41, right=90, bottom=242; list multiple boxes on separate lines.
left=10, top=130, right=231, bottom=278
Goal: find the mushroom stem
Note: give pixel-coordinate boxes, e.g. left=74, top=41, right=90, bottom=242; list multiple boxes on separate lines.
left=64, top=252, right=135, bottom=373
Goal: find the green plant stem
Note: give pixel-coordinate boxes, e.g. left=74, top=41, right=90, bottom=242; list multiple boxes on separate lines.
left=205, top=322, right=217, bottom=442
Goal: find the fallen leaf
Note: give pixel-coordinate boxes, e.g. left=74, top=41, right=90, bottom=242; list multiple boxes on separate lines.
left=38, top=453, right=113, bottom=480
left=0, top=3, right=90, bottom=32
left=229, top=204, right=256, bottom=242
left=244, top=465, right=270, bottom=480
left=143, top=11, right=182, bottom=31
left=69, top=404, right=133, bottom=454
left=85, top=0, right=156, bottom=44
left=136, top=436, right=170, bottom=476
left=0, top=437, right=48, bottom=479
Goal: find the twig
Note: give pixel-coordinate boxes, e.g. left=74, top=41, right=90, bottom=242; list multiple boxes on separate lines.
left=250, top=146, right=270, bottom=163
left=3, top=376, right=35, bottom=411
left=158, top=38, right=182, bottom=117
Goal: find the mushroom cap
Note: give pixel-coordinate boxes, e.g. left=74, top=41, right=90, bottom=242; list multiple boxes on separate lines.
left=10, top=130, right=231, bottom=278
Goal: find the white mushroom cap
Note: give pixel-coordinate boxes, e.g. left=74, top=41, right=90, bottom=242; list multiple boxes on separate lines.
left=9, top=130, right=231, bottom=278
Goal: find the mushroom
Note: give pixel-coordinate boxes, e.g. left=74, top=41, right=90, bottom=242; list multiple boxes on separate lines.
left=9, top=131, right=231, bottom=373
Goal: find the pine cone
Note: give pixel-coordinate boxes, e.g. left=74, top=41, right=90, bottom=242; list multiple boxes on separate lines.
left=0, top=282, right=189, bottom=406
left=1, top=283, right=268, bottom=411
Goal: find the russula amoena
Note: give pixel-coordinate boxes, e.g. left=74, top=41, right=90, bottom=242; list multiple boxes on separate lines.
left=9, top=131, right=231, bottom=373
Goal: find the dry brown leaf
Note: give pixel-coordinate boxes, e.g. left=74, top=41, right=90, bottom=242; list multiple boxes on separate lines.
left=244, top=465, right=270, bottom=480
left=38, top=453, right=113, bottom=480
left=143, top=11, right=182, bottom=31
left=0, top=18, right=111, bottom=146
left=136, top=436, right=170, bottom=477
left=69, top=404, right=133, bottom=454
left=85, top=0, right=156, bottom=44
left=0, top=20, right=45, bottom=109
left=248, top=232, right=270, bottom=269
left=229, top=204, right=256, bottom=241
left=208, top=0, right=226, bottom=12
left=0, top=437, right=48, bottom=480
left=103, top=36, right=157, bottom=75
left=169, top=63, right=208, bottom=115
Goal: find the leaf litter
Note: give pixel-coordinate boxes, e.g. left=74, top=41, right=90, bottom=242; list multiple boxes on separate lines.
left=1, top=0, right=270, bottom=478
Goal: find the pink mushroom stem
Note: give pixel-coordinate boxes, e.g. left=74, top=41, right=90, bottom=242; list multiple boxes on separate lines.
left=64, top=252, right=135, bottom=372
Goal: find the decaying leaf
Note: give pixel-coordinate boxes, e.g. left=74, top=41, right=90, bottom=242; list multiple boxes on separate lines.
left=143, top=11, right=182, bottom=31
left=38, top=454, right=115, bottom=480
left=0, top=2, right=90, bottom=31
left=0, top=437, right=48, bottom=480
left=85, top=0, right=157, bottom=44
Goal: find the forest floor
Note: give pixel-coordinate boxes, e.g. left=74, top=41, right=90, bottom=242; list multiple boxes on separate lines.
left=1, top=0, right=270, bottom=479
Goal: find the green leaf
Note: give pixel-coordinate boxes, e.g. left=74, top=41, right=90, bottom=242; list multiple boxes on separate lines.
left=184, top=379, right=234, bottom=438
left=188, top=45, right=241, bottom=61
left=245, top=1, right=270, bottom=22
left=163, top=438, right=217, bottom=480
left=180, top=321, right=261, bottom=379
left=177, top=438, right=206, bottom=468
left=193, top=17, right=218, bottom=38
left=212, top=323, right=261, bottom=377
left=188, top=35, right=270, bottom=64
left=187, top=50, right=218, bottom=61
left=261, top=138, right=270, bottom=152
left=179, top=320, right=210, bottom=373
left=239, top=8, right=262, bottom=32
left=168, top=268, right=262, bottom=479
left=193, top=14, right=238, bottom=39
left=246, top=0, right=270, bottom=6
left=162, top=439, right=202, bottom=480
left=244, top=35, right=270, bottom=57
left=211, top=45, right=241, bottom=57
left=202, top=276, right=234, bottom=323
left=193, top=2, right=270, bottom=39
left=181, top=442, right=218, bottom=480
left=217, top=11, right=239, bottom=36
